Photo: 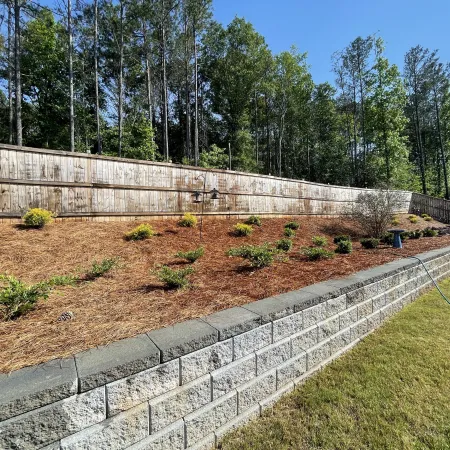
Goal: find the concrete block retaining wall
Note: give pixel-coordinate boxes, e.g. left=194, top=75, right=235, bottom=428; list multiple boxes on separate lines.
left=2, top=247, right=450, bottom=450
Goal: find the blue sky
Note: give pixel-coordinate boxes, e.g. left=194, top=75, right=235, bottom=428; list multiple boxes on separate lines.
left=212, top=0, right=450, bottom=84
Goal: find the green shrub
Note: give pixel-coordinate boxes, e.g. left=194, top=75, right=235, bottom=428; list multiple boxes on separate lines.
left=409, top=217, right=418, bottom=224
left=333, top=235, right=350, bottom=244
left=245, top=215, right=262, bottom=227
left=284, top=221, right=300, bottom=230
left=284, top=228, right=296, bottom=238
left=409, top=230, right=422, bottom=239
left=421, top=214, right=429, bottom=218
left=233, top=223, right=253, bottom=236
left=47, top=274, right=79, bottom=287
left=155, top=265, right=195, bottom=289
left=86, top=258, right=119, bottom=280
left=125, top=224, right=155, bottom=241
left=276, top=238, right=293, bottom=252
left=178, top=213, right=198, bottom=228
left=302, top=247, right=334, bottom=261
left=424, top=216, right=432, bottom=222
left=381, top=232, right=394, bottom=246
left=360, top=238, right=380, bottom=249
left=423, top=228, right=438, bottom=237
left=175, top=247, right=204, bottom=263
left=227, top=244, right=275, bottom=268
left=335, top=240, right=352, bottom=254
left=391, top=218, right=400, bottom=226
left=312, top=236, right=328, bottom=247
left=400, top=231, right=409, bottom=241
left=22, top=208, right=54, bottom=228
left=0, top=275, right=51, bottom=321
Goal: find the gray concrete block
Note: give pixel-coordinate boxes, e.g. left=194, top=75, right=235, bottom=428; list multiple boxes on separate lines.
left=303, top=303, right=327, bottom=328
left=272, top=311, right=303, bottom=342
left=60, top=402, right=148, bottom=450
left=75, top=334, right=160, bottom=392
left=256, top=338, right=291, bottom=375
left=148, top=319, right=218, bottom=363
left=202, top=307, right=261, bottom=340
left=300, top=281, right=342, bottom=301
left=346, top=287, right=365, bottom=307
left=233, top=324, right=272, bottom=360
left=326, top=294, right=346, bottom=317
left=339, top=306, right=358, bottom=329
left=237, top=370, right=276, bottom=413
left=127, top=419, right=185, bottom=450
left=366, top=310, right=381, bottom=331
left=306, top=340, right=330, bottom=370
left=351, top=318, right=368, bottom=340
left=260, top=382, right=295, bottom=411
left=211, top=354, right=256, bottom=400
left=41, top=442, right=60, bottom=450
left=186, top=433, right=216, bottom=450
left=291, top=326, right=318, bottom=354
left=184, top=391, right=237, bottom=447
left=106, top=360, right=179, bottom=416
left=372, top=293, right=386, bottom=311
left=242, top=290, right=317, bottom=323
left=362, top=282, right=379, bottom=300
left=181, top=339, right=233, bottom=384
left=276, top=352, right=307, bottom=388
left=318, top=316, right=340, bottom=341
left=0, top=357, right=77, bottom=421
left=0, top=387, right=105, bottom=449
left=357, top=299, right=373, bottom=320
left=149, top=374, right=211, bottom=433
left=215, top=404, right=260, bottom=443
left=329, top=328, right=352, bottom=354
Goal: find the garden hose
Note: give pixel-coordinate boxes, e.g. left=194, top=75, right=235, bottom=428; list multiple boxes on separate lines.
left=395, top=254, right=450, bottom=305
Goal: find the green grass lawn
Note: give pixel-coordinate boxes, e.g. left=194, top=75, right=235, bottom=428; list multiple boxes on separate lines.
left=220, top=281, right=450, bottom=450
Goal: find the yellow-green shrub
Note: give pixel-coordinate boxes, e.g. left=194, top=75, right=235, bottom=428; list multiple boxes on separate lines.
left=178, top=213, right=198, bottom=228
left=409, top=216, right=418, bottom=224
left=233, top=223, right=253, bottom=236
left=125, top=224, right=155, bottom=241
left=22, top=208, right=54, bottom=228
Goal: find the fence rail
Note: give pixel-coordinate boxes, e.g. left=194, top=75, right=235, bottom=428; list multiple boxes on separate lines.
left=409, top=193, right=450, bottom=224
left=0, top=144, right=412, bottom=220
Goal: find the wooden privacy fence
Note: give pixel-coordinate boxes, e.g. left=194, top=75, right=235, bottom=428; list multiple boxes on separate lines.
left=0, top=144, right=412, bottom=221
left=410, top=193, right=450, bottom=224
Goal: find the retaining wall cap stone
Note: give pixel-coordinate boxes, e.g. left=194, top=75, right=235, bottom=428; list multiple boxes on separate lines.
left=0, top=357, right=77, bottom=421
left=202, top=307, right=261, bottom=340
left=147, top=319, right=219, bottom=363
left=75, top=333, right=160, bottom=393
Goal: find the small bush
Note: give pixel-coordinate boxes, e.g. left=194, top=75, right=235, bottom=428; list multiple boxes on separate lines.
left=421, top=214, right=429, bottom=218
left=333, top=235, right=350, bottom=244
left=381, top=232, right=394, bottom=246
left=125, top=224, right=155, bottom=241
left=175, top=247, right=204, bottom=263
left=0, top=275, right=51, bottom=321
left=276, top=238, right=293, bottom=252
left=47, top=274, right=79, bottom=287
left=400, top=231, right=409, bottom=241
left=302, top=247, right=334, bottom=261
left=284, top=228, right=296, bottom=238
left=409, top=216, right=418, bottom=224
left=391, top=218, right=400, bottom=226
left=245, top=215, right=262, bottom=227
left=233, top=223, right=253, bottom=236
left=409, top=229, right=422, bottom=239
left=284, top=221, right=300, bottom=230
left=227, top=244, right=274, bottom=268
left=178, top=213, right=198, bottom=228
left=408, top=214, right=416, bottom=219
left=155, top=265, right=195, bottom=289
left=424, top=216, right=432, bottom=222
left=360, top=238, right=380, bottom=249
left=22, top=208, right=54, bottom=228
left=423, top=228, right=438, bottom=237
left=312, top=236, right=328, bottom=247
left=86, top=258, right=119, bottom=280
left=335, top=240, right=352, bottom=254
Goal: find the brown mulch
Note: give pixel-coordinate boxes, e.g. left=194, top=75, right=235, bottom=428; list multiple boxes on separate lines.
left=0, top=214, right=448, bottom=373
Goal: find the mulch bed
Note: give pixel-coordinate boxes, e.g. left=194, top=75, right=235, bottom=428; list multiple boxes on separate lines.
left=0, top=214, right=448, bottom=373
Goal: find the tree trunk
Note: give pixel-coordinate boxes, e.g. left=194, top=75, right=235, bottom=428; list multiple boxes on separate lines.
left=7, top=3, right=13, bottom=144
left=184, top=11, right=191, bottom=160
left=68, top=0, right=75, bottom=151
left=142, top=19, right=153, bottom=128
left=193, top=26, right=199, bottom=165
left=14, top=0, right=22, bottom=146
left=255, top=90, right=258, bottom=167
left=434, top=88, right=449, bottom=199
left=161, top=3, right=169, bottom=161
left=118, top=0, right=124, bottom=157
left=356, top=55, right=367, bottom=185
left=94, top=0, right=102, bottom=154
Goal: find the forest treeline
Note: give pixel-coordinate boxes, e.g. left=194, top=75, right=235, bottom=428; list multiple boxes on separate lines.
left=0, top=0, right=449, bottom=196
